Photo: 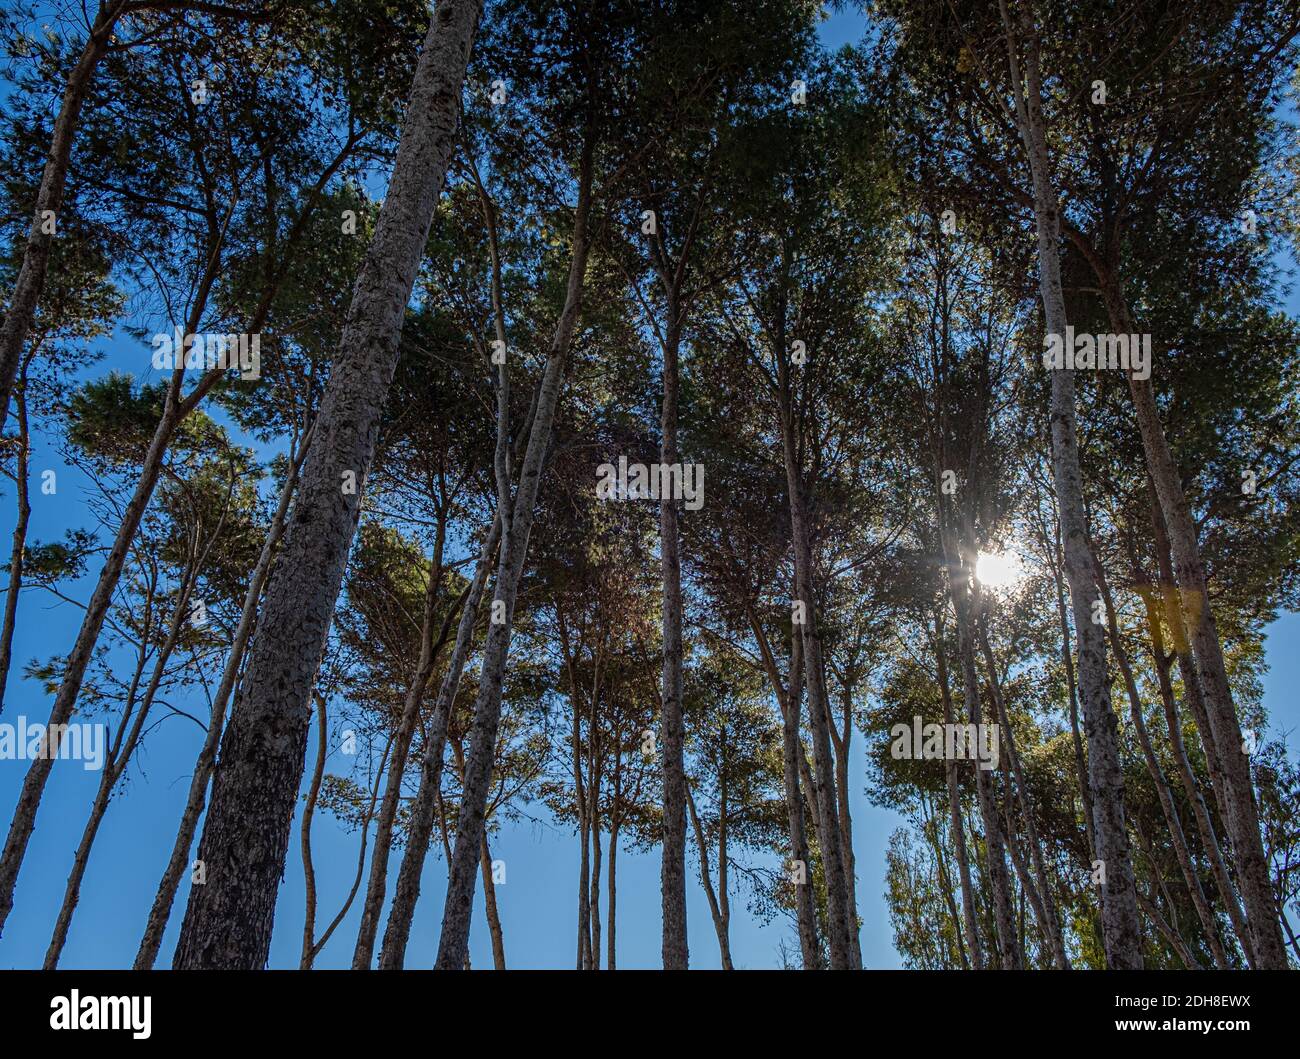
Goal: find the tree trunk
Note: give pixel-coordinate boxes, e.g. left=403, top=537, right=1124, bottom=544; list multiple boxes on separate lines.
left=377, top=515, right=499, bottom=969
left=134, top=427, right=308, bottom=969
left=606, top=820, right=619, bottom=970
left=1137, top=579, right=1252, bottom=963
left=777, top=400, right=854, bottom=968
left=299, top=693, right=329, bottom=969
left=302, top=725, right=389, bottom=969
left=44, top=480, right=224, bottom=968
left=1000, top=0, right=1142, bottom=968
left=173, top=0, right=482, bottom=969
left=1098, top=279, right=1287, bottom=969
left=933, top=616, right=982, bottom=969
left=952, top=580, right=1018, bottom=967
left=1095, top=559, right=1229, bottom=967
left=479, top=832, right=506, bottom=969
left=432, top=137, right=594, bottom=970
left=744, top=603, right=820, bottom=968
left=0, top=1, right=121, bottom=435
left=659, top=308, right=689, bottom=970
left=351, top=531, right=448, bottom=968
left=686, top=783, right=733, bottom=969
left=0, top=378, right=32, bottom=713
left=977, top=613, right=1069, bottom=968
left=830, top=688, right=862, bottom=966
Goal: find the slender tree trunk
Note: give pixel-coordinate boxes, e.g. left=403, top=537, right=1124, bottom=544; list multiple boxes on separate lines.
left=777, top=409, right=853, bottom=968
left=173, top=0, right=482, bottom=969
left=432, top=138, right=594, bottom=970
left=377, top=515, right=499, bottom=969
left=660, top=307, right=688, bottom=970
left=952, top=581, right=1018, bottom=967
left=830, top=690, right=862, bottom=967
left=1000, top=0, right=1142, bottom=968
left=575, top=699, right=591, bottom=970
left=744, top=603, right=820, bottom=968
left=934, top=616, right=982, bottom=969
left=0, top=378, right=32, bottom=713
left=134, top=428, right=309, bottom=968
left=1095, top=560, right=1229, bottom=967
left=1044, top=507, right=1097, bottom=860
left=924, top=792, right=969, bottom=969
left=0, top=1, right=123, bottom=436
left=606, top=820, right=619, bottom=970
left=1137, top=580, right=1252, bottom=963
left=45, top=486, right=226, bottom=968
left=977, top=613, right=1069, bottom=968
left=0, top=391, right=175, bottom=936
left=299, top=693, right=329, bottom=969
left=1099, top=281, right=1287, bottom=969
left=351, top=530, right=449, bottom=968
left=686, top=783, right=733, bottom=969
left=479, top=833, right=506, bottom=969
left=590, top=813, right=603, bottom=971
left=302, top=726, right=389, bottom=970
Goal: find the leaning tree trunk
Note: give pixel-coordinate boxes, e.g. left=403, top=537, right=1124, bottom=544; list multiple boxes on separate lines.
left=774, top=337, right=855, bottom=968
left=1100, top=282, right=1287, bottom=969
left=951, top=578, right=1018, bottom=967
left=934, top=616, right=983, bottom=969
left=433, top=142, right=594, bottom=970
left=351, top=533, right=448, bottom=968
left=1095, top=559, right=1229, bottom=968
left=173, top=0, right=483, bottom=969
left=1000, top=0, right=1142, bottom=968
left=133, top=428, right=308, bottom=969
left=0, top=1, right=122, bottom=436
left=659, top=307, right=689, bottom=970
left=977, top=614, right=1069, bottom=968
left=0, top=380, right=183, bottom=936
left=0, top=377, right=33, bottom=713
left=479, top=832, right=506, bottom=969
left=377, top=515, right=500, bottom=969
left=686, top=784, right=733, bottom=970
left=45, top=520, right=216, bottom=969
left=1137, top=577, right=1253, bottom=963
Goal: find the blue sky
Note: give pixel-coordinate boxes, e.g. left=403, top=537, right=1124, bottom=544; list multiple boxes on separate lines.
left=0, top=4, right=1297, bottom=972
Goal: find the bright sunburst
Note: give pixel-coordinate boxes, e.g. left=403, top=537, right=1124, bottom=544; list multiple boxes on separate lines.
left=975, top=550, right=1027, bottom=590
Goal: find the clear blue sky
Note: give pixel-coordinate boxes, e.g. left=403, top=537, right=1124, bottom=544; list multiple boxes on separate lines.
left=0, top=4, right=1296, bottom=972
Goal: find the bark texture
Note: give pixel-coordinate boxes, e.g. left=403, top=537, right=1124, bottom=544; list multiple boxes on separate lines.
left=172, top=0, right=482, bottom=968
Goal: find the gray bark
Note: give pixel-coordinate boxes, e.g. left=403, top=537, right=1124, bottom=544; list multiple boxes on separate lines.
left=933, top=616, right=982, bottom=969
left=0, top=377, right=32, bottom=713
left=173, top=0, right=482, bottom=968
left=377, top=514, right=499, bottom=969
left=977, top=613, right=1069, bottom=968
left=351, top=530, right=449, bottom=968
left=433, top=139, right=594, bottom=969
left=133, top=426, right=308, bottom=968
left=1101, top=284, right=1287, bottom=969
left=659, top=308, right=688, bottom=969
left=1000, top=0, right=1142, bottom=968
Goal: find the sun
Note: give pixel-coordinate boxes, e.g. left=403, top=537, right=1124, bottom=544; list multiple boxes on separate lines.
left=975, top=550, right=1026, bottom=590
